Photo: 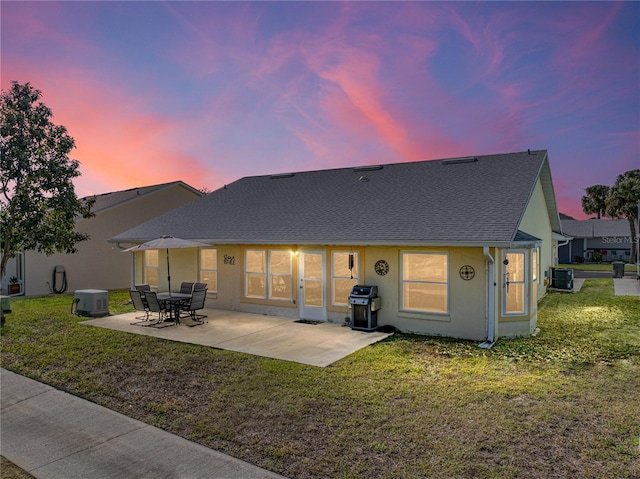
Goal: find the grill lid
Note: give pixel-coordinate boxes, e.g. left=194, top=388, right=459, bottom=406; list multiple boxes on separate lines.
left=349, top=285, right=378, bottom=298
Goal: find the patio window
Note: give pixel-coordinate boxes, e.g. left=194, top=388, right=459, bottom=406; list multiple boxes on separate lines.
left=269, top=250, right=292, bottom=301
left=401, top=252, right=448, bottom=314
left=332, top=251, right=359, bottom=306
left=200, top=248, right=217, bottom=293
left=245, top=249, right=292, bottom=301
left=144, top=250, right=159, bottom=288
left=245, top=250, right=266, bottom=298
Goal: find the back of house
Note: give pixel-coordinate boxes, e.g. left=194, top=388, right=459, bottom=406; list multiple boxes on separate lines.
left=112, top=150, right=562, bottom=342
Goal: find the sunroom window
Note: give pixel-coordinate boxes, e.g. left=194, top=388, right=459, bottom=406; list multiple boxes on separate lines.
left=504, top=251, right=527, bottom=315
left=401, top=252, right=448, bottom=313
left=532, top=248, right=539, bottom=312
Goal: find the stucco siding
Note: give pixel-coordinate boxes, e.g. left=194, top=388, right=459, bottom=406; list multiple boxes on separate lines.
left=518, top=178, right=554, bottom=300
left=131, top=244, right=491, bottom=341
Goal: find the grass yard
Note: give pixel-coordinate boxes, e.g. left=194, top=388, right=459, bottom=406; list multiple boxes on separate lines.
left=2, top=280, right=639, bottom=479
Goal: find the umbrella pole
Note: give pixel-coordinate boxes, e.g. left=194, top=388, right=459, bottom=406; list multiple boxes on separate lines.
left=166, top=248, right=171, bottom=294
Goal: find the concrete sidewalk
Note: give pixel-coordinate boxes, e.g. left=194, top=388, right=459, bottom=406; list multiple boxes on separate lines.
left=614, top=277, right=640, bottom=296
left=0, top=368, right=287, bottom=479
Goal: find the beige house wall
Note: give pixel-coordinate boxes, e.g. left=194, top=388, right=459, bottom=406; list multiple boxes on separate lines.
left=23, top=185, right=200, bottom=296
left=131, top=244, right=491, bottom=341
left=519, top=178, right=555, bottom=298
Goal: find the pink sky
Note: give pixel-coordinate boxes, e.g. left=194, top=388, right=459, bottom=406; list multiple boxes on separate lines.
left=2, top=1, right=639, bottom=219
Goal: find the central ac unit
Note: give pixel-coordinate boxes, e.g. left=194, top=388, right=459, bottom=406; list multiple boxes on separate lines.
left=551, top=268, right=574, bottom=290
left=74, top=289, right=109, bottom=317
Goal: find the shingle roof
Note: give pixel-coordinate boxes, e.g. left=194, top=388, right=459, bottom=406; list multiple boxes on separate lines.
left=85, top=181, right=199, bottom=214
left=111, top=150, right=559, bottom=247
left=561, top=219, right=632, bottom=238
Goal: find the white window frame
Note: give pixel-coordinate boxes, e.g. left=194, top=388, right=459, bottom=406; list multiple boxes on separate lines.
left=245, top=249, right=266, bottom=299
left=268, top=250, right=293, bottom=302
left=199, top=248, right=218, bottom=293
left=400, top=251, right=449, bottom=314
left=331, top=251, right=359, bottom=307
left=244, top=249, right=293, bottom=302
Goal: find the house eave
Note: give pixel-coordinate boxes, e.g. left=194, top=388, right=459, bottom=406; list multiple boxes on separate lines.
left=112, top=238, right=522, bottom=249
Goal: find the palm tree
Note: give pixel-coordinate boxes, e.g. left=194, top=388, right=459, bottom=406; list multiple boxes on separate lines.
left=606, top=170, right=640, bottom=263
left=581, top=185, right=610, bottom=219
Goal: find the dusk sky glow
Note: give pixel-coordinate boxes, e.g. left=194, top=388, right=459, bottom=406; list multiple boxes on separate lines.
left=2, top=1, right=639, bottom=219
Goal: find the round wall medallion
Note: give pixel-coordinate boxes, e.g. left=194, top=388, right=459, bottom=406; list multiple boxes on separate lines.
left=374, top=260, right=389, bottom=276
left=459, top=265, right=475, bottom=280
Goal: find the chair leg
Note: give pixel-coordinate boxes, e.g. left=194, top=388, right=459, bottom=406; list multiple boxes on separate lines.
left=189, top=310, right=207, bottom=322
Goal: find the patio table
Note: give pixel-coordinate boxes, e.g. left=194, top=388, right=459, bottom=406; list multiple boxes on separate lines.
left=157, top=292, right=191, bottom=323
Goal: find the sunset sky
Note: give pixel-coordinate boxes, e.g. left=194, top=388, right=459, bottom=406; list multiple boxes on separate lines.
left=2, top=1, right=639, bottom=219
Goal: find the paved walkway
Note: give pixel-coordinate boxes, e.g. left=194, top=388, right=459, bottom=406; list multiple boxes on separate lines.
left=1, top=368, right=287, bottom=479
left=613, top=277, right=640, bottom=296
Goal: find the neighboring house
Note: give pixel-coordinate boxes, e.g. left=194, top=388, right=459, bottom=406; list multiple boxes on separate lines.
left=1, top=181, right=202, bottom=297
left=111, top=150, right=562, bottom=341
left=559, top=219, right=634, bottom=263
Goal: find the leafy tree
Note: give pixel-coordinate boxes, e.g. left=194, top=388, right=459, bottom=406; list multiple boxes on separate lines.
left=605, top=169, right=640, bottom=262
left=0, top=81, right=94, bottom=283
left=581, top=184, right=610, bottom=219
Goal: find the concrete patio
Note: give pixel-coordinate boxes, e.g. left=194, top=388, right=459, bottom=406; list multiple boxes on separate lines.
left=81, top=309, right=393, bottom=367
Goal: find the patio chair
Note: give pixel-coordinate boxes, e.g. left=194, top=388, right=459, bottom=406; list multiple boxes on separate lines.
left=129, top=290, right=150, bottom=322
left=180, top=289, right=207, bottom=323
left=144, top=291, right=170, bottom=325
left=180, top=282, right=195, bottom=294
left=193, top=282, right=207, bottom=292
left=134, top=284, right=151, bottom=307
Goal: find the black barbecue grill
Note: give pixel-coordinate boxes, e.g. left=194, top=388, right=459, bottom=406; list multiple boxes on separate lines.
left=348, top=285, right=381, bottom=331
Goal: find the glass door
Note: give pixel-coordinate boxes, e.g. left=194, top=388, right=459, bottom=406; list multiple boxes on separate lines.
left=298, top=251, right=326, bottom=321
left=502, top=250, right=527, bottom=316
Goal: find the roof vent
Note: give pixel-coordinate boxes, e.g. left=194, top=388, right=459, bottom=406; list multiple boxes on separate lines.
left=269, top=173, right=295, bottom=179
left=442, top=157, right=478, bottom=165
left=353, top=165, right=383, bottom=172
left=358, top=176, right=370, bottom=182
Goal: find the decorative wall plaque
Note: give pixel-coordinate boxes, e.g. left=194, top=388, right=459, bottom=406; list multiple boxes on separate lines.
left=459, top=265, right=475, bottom=280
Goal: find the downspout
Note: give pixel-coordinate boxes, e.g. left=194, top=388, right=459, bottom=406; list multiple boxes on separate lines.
left=556, top=236, right=570, bottom=265
left=479, top=247, right=496, bottom=349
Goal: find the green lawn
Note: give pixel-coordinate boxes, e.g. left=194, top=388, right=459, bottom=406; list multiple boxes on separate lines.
left=2, top=282, right=639, bottom=479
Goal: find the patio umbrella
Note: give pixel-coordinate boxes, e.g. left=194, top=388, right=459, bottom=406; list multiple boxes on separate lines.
left=123, top=236, right=211, bottom=293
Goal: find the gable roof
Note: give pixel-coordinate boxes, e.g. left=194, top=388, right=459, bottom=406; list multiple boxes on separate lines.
left=85, top=181, right=201, bottom=215
left=561, top=219, right=631, bottom=238
left=111, top=150, right=560, bottom=247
